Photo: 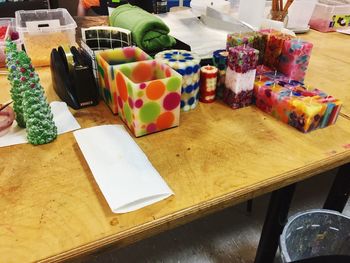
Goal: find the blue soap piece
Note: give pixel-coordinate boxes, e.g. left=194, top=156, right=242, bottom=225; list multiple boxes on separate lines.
left=169, top=59, right=176, bottom=62
left=186, top=66, right=193, bottom=75
left=177, top=69, right=185, bottom=75
left=188, top=97, right=195, bottom=105
left=193, top=65, right=200, bottom=73
left=196, top=92, right=200, bottom=99
left=183, top=53, right=191, bottom=56
left=181, top=100, right=185, bottom=108
left=186, top=85, right=194, bottom=94
left=193, top=82, right=199, bottom=90
left=179, top=59, right=186, bottom=62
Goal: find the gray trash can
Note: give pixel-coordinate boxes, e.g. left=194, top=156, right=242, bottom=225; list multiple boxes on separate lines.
left=280, top=209, right=350, bottom=263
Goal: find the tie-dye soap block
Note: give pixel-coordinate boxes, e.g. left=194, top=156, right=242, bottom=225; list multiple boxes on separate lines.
left=96, top=46, right=152, bottom=114
left=279, top=39, right=313, bottom=83
left=115, top=60, right=183, bottom=137
left=254, top=80, right=342, bottom=133
left=226, top=32, right=267, bottom=64
left=261, top=30, right=293, bottom=70
left=155, top=50, right=201, bottom=112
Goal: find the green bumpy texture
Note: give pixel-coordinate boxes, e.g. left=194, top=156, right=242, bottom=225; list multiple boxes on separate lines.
left=22, top=81, right=57, bottom=145
left=5, top=41, right=36, bottom=128
left=109, top=4, right=176, bottom=52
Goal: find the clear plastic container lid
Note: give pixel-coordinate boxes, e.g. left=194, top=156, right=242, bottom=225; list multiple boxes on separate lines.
left=15, top=8, right=77, bottom=34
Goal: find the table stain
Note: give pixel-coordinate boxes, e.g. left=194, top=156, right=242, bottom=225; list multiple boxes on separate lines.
left=110, top=218, right=119, bottom=226
left=325, top=150, right=337, bottom=156
left=343, top=143, right=350, bottom=149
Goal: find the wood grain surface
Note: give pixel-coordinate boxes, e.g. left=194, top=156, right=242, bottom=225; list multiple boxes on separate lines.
left=302, top=30, right=350, bottom=118
left=0, top=30, right=350, bottom=263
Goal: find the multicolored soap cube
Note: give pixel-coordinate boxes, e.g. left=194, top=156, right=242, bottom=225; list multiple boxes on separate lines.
left=115, top=60, right=182, bottom=137
left=223, top=46, right=259, bottom=109
left=279, top=39, right=313, bottom=83
left=155, top=50, right=201, bottom=112
left=96, top=47, right=152, bottom=114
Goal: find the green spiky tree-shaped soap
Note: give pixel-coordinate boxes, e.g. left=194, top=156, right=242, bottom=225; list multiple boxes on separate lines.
left=22, top=74, right=57, bottom=145
left=7, top=51, right=36, bottom=128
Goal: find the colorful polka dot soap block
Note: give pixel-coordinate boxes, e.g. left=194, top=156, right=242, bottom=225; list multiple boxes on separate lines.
left=96, top=47, right=152, bottom=114
left=155, top=50, right=201, bottom=112
left=115, top=60, right=183, bottom=137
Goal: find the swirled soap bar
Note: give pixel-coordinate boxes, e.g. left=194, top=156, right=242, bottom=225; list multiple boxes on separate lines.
left=155, top=50, right=201, bottom=112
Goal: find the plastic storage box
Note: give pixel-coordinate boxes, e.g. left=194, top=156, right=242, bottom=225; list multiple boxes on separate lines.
left=15, top=8, right=77, bottom=67
left=309, top=0, right=350, bottom=32
left=0, top=18, right=21, bottom=68
left=0, top=18, right=11, bottom=67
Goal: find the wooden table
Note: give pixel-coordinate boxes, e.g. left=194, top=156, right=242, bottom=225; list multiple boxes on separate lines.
left=0, top=30, right=350, bottom=263
left=302, top=30, right=350, bottom=118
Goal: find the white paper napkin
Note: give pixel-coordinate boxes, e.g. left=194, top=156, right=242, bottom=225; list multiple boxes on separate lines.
left=73, top=125, right=174, bottom=214
left=0, top=101, right=81, bottom=147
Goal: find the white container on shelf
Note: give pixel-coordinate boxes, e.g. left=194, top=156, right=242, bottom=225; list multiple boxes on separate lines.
left=287, top=0, right=318, bottom=31
left=309, top=0, right=350, bottom=32
left=238, top=0, right=267, bottom=29
left=15, top=8, right=77, bottom=67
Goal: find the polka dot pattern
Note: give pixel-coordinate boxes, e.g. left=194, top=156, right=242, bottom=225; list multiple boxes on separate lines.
left=113, top=59, right=182, bottom=137
left=155, top=50, right=201, bottom=112
left=96, top=47, right=152, bottom=114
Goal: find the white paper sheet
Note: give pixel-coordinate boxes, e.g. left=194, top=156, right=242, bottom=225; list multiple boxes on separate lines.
left=0, top=101, right=81, bottom=147
left=73, top=125, right=174, bottom=214
left=337, top=28, right=350, bottom=35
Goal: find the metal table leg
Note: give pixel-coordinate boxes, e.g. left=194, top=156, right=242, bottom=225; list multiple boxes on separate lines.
left=324, top=163, right=350, bottom=213
left=254, top=183, right=296, bottom=263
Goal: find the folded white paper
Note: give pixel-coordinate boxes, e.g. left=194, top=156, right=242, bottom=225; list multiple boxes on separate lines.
left=73, top=125, right=174, bottom=214
left=0, top=101, right=81, bottom=147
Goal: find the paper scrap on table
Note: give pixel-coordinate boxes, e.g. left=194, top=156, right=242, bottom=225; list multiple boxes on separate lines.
left=0, top=101, right=81, bottom=147
left=73, top=125, right=173, bottom=214
left=337, top=28, right=350, bottom=35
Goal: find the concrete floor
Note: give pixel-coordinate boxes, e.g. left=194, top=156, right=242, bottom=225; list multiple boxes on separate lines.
left=72, top=168, right=349, bottom=263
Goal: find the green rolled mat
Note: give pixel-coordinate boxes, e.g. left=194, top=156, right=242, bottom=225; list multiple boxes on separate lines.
left=109, top=4, right=176, bottom=53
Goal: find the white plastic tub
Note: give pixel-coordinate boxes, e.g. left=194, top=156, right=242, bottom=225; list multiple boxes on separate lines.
left=309, top=0, right=350, bottom=32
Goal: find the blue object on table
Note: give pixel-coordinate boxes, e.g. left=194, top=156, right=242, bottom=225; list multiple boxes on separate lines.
left=167, top=0, right=191, bottom=9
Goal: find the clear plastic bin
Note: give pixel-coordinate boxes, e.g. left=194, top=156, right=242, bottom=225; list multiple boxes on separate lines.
left=280, top=209, right=350, bottom=263
left=0, top=18, right=21, bottom=68
left=309, top=0, right=350, bottom=32
left=15, top=8, right=77, bottom=67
